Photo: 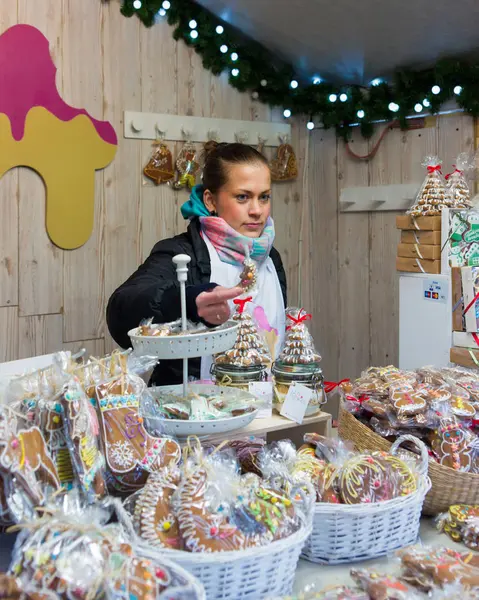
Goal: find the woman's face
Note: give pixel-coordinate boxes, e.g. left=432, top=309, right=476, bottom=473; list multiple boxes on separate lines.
left=204, top=162, right=271, bottom=238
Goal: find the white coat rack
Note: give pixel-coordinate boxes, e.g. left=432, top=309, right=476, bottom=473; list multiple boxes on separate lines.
left=123, top=111, right=291, bottom=146
left=340, top=183, right=421, bottom=212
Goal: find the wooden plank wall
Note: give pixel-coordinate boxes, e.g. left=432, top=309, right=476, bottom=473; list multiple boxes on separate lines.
left=0, top=0, right=475, bottom=383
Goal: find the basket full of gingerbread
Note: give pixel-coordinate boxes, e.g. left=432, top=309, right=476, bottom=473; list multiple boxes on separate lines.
left=124, top=437, right=314, bottom=600
left=288, top=433, right=431, bottom=564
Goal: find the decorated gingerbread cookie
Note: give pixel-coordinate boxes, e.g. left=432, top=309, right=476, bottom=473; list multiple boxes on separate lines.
left=431, top=417, right=476, bottom=471
left=94, top=377, right=181, bottom=493
left=400, top=546, right=479, bottom=590
left=389, top=385, right=427, bottom=417
left=450, top=395, right=477, bottom=418
left=339, top=454, right=399, bottom=504
left=134, top=469, right=181, bottom=549
left=60, top=383, right=107, bottom=500
left=350, top=569, right=417, bottom=600
left=177, top=467, right=247, bottom=552
left=0, top=409, right=60, bottom=506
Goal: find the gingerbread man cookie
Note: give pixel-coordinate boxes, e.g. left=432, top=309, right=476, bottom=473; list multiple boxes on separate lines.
left=431, top=417, right=476, bottom=471
left=389, top=385, right=427, bottom=417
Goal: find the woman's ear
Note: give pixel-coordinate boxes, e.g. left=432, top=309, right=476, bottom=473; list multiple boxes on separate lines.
left=203, top=189, right=217, bottom=214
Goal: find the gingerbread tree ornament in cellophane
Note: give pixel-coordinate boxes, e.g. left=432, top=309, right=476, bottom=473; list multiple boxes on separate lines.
left=445, top=152, right=475, bottom=209
left=143, top=139, right=174, bottom=185
left=214, top=297, right=271, bottom=368
left=407, top=156, right=451, bottom=217
left=270, top=136, right=298, bottom=182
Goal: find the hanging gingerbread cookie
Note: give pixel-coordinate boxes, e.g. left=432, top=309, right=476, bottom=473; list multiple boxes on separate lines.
left=143, top=138, right=174, bottom=185
left=270, top=135, right=298, bottom=182
left=173, top=134, right=200, bottom=191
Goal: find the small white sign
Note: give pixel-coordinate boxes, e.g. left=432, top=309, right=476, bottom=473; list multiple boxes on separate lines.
left=249, top=381, right=273, bottom=419
left=280, top=382, right=314, bottom=424
left=422, top=278, right=447, bottom=304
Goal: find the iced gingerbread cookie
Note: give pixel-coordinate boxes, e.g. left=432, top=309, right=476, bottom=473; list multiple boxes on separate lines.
left=400, top=546, right=479, bottom=590
left=60, top=384, right=107, bottom=499
left=0, top=409, right=60, bottom=506
left=238, top=258, right=257, bottom=292
left=372, top=452, right=416, bottom=497
left=95, top=378, right=181, bottom=492
left=177, top=467, right=248, bottom=552
left=350, top=569, right=417, bottom=600
left=431, top=417, right=476, bottom=471
left=134, top=469, right=181, bottom=549
left=450, top=395, right=477, bottom=418
left=339, top=453, right=413, bottom=505
left=389, top=385, right=427, bottom=417
left=361, top=399, right=389, bottom=419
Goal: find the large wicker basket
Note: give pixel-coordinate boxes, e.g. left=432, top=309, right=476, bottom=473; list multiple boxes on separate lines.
left=338, top=403, right=479, bottom=515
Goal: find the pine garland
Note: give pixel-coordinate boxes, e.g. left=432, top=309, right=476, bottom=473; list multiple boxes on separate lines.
left=120, top=0, right=479, bottom=140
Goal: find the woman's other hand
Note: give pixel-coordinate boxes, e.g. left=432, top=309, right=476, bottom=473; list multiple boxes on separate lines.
left=196, top=286, right=243, bottom=325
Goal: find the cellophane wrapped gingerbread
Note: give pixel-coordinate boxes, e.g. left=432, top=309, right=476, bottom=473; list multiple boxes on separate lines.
left=9, top=492, right=202, bottom=600
left=278, top=308, right=321, bottom=366
left=340, top=364, right=479, bottom=472
left=125, top=438, right=308, bottom=553
left=75, top=352, right=180, bottom=495
left=445, top=152, right=475, bottom=209
left=407, top=156, right=451, bottom=217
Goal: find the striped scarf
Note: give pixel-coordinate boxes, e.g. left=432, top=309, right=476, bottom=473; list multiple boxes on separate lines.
left=199, top=216, right=275, bottom=266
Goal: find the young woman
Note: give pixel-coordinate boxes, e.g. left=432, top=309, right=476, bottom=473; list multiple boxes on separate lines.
left=106, top=142, right=287, bottom=385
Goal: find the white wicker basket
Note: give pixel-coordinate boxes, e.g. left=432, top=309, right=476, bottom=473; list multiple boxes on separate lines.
left=128, top=321, right=239, bottom=359
left=128, top=486, right=314, bottom=600
left=301, top=435, right=432, bottom=565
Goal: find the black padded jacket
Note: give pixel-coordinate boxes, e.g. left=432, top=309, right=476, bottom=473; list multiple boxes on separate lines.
left=106, top=217, right=287, bottom=385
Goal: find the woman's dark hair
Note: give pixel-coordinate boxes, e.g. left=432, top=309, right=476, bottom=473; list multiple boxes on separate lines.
left=202, top=141, right=269, bottom=193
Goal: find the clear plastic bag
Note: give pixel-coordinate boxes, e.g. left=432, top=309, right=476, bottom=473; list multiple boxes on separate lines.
left=238, top=245, right=258, bottom=293
left=407, top=156, right=450, bottom=217
left=277, top=308, right=321, bottom=365
left=445, top=152, right=475, bottom=209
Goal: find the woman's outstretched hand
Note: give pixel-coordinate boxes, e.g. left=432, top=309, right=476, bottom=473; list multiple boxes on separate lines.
left=196, top=286, right=243, bottom=325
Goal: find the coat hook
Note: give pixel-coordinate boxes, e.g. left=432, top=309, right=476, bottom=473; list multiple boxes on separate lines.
left=131, top=118, right=143, bottom=133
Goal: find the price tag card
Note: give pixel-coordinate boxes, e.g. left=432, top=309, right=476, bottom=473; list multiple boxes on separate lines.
left=248, top=381, right=273, bottom=419
left=280, top=382, right=314, bottom=424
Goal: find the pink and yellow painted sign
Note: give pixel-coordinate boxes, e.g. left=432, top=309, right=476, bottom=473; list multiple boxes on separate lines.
left=0, top=24, right=117, bottom=250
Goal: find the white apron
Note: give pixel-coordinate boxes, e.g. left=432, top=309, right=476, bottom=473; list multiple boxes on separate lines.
left=200, top=233, right=286, bottom=381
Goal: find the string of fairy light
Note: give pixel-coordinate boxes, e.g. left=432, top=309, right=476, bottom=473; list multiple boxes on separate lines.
left=121, top=0, right=478, bottom=140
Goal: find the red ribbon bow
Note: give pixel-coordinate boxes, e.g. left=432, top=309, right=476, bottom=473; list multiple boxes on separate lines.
left=233, top=296, right=253, bottom=314
left=286, top=308, right=312, bottom=330
left=445, top=165, right=463, bottom=181
left=324, top=379, right=350, bottom=394
left=427, top=165, right=442, bottom=174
